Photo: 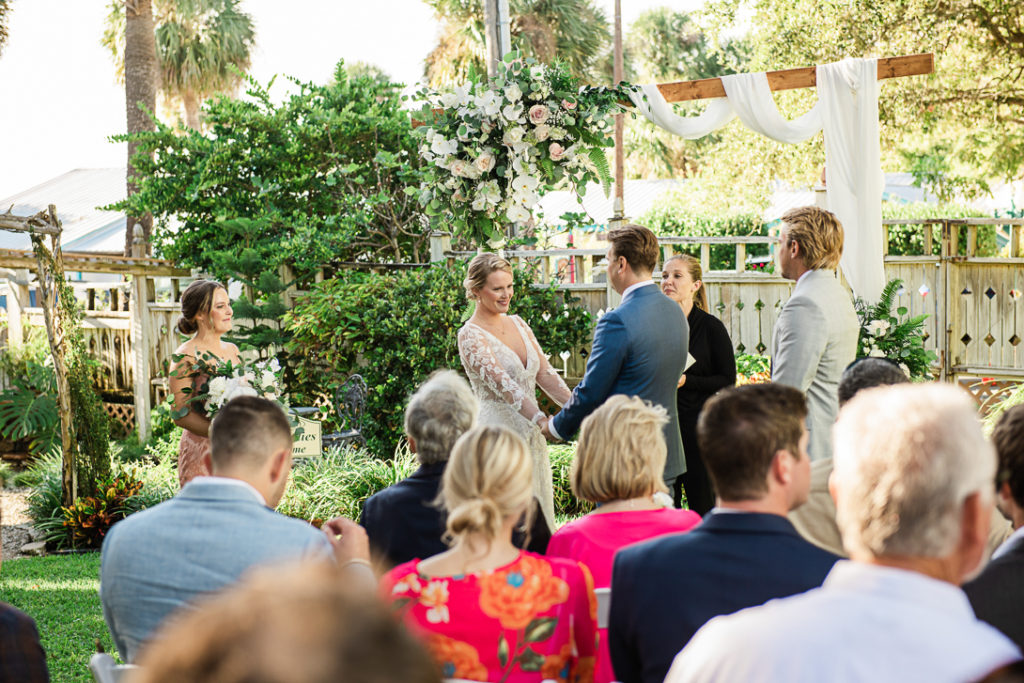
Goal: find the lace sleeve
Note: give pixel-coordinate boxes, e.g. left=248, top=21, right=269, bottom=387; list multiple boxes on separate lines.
left=458, top=325, right=543, bottom=420
left=516, top=316, right=571, bottom=407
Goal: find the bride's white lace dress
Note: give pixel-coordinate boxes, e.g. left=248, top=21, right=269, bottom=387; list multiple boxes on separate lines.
left=458, top=315, right=572, bottom=533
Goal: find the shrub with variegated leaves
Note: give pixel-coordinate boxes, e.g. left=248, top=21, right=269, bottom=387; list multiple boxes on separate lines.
left=413, top=51, right=635, bottom=244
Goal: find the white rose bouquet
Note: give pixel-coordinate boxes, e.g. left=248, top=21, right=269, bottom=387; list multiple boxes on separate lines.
left=170, top=352, right=288, bottom=420
left=853, top=278, right=937, bottom=380
left=413, top=51, right=636, bottom=244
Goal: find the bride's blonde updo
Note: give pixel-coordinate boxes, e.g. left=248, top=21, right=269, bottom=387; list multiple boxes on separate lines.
left=442, top=425, right=533, bottom=549
left=464, top=252, right=513, bottom=301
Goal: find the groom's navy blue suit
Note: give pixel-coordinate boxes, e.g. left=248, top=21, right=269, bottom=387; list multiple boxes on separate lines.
left=550, top=282, right=689, bottom=481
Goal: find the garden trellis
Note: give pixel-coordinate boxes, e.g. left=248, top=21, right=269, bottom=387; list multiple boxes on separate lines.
left=0, top=205, right=77, bottom=505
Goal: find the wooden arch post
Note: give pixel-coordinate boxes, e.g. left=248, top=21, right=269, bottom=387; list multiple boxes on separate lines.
left=0, top=205, right=77, bottom=506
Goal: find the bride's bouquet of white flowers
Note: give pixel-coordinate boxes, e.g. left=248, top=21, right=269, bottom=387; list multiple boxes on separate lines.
left=171, top=353, right=288, bottom=420
left=413, top=50, right=636, bottom=244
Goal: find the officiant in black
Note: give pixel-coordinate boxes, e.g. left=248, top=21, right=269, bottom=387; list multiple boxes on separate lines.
left=660, top=254, right=736, bottom=513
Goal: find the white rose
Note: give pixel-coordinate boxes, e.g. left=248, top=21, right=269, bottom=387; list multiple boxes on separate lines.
left=504, top=83, right=522, bottom=101
left=450, top=159, right=469, bottom=177
left=224, top=383, right=258, bottom=403
left=548, top=142, right=567, bottom=161
left=439, top=91, right=459, bottom=109
left=530, top=65, right=545, bottom=79
left=472, top=195, right=488, bottom=211
left=261, top=369, right=276, bottom=389
left=502, top=126, right=525, bottom=146
left=533, top=124, right=551, bottom=141
left=502, top=103, right=523, bottom=122
left=475, top=150, right=496, bottom=174
left=528, top=104, right=550, bottom=125
left=269, top=358, right=281, bottom=372
left=207, top=376, right=229, bottom=406
left=868, top=348, right=886, bottom=358
left=549, top=126, right=567, bottom=140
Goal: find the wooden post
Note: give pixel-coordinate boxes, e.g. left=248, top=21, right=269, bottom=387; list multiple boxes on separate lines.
left=5, top=269, right=29, bottom=346
left=429, top=231, right=451, bottom=263
left=700, top=243, right=711, bottom=273
left=923, top=223, right=934, bottom=256
left=735, top=244, right=746, bottom=273
left=1011, top=226, right=1022, bottom=258
left=130, top=225, right=152, bottom=442
left=966, top=225, right=977, bottom=258
left=882, top=225, right=890, bottom=256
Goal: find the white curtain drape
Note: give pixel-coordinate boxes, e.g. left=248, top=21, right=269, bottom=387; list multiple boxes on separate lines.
left=629, top=58, right=885, bottom=302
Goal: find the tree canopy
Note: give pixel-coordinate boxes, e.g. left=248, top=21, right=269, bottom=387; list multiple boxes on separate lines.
left=103, top=0, right=256, bottom=129
left=699, top=0, right=1024, bottom=197
left=423, top=0, right=610, bottom=86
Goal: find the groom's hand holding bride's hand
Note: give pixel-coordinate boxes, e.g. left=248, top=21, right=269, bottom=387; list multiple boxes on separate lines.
left=540, top=418, right=559, bottom=443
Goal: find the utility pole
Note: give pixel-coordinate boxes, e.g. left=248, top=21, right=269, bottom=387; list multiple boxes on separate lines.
left=483, top=0, right=512, bottom=78
left=610, top=0, right=626, bottom=229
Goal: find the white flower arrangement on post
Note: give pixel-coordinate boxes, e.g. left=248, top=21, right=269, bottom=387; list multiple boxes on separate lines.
left=413, top=51, right=636, bottom=244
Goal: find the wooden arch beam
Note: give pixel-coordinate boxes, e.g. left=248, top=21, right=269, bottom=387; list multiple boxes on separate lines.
left=656, top=53, right=934, bottom=103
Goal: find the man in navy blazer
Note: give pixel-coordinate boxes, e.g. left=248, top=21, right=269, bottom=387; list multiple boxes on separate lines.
left=101, top=397, right=369, bottom=662
left=609, top=384, right=839, bottom=683
left=544, top=224, right=688, bottom=494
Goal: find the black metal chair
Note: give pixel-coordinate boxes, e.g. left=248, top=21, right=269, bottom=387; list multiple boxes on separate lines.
left=321, top=374, right=368, bottom=450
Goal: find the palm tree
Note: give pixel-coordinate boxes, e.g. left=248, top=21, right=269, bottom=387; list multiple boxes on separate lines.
left=123, top=0, right=158, bottom=254
left=0, top=0, right=12, bottom=58
left=104, top=0, right=255, bottom=130
left=424, top=0, right=610, bottom=87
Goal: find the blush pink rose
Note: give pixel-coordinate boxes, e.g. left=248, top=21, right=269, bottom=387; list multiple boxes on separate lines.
left=548, top=142, right=566, bottom=161
left=528, top=104, right=551, bottom=125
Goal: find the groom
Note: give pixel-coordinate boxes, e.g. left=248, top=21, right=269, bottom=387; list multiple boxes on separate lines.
left=543, top=224, right=689, bottom=501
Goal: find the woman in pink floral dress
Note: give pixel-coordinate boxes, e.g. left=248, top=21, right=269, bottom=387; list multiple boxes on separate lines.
left=381, top=425, right=598, bottom=683
left=168, top=280, right=239, bottom=487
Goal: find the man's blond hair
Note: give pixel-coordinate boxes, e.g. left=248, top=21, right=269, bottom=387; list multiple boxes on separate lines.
left=781, top=206, right=844, bottom=270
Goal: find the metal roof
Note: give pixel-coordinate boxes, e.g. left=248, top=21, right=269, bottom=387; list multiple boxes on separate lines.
left=0, top=168, right=128, bottom=253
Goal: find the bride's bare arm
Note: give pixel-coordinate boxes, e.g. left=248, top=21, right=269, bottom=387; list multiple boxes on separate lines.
left=169, top=352, right=212, bottom=438
left=458, top=325, right=545, bottom=423
left=518, top=317, right=572, bottom=407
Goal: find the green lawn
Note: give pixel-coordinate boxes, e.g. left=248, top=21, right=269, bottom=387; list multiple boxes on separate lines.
left=1, top=553, right=117, bottom=683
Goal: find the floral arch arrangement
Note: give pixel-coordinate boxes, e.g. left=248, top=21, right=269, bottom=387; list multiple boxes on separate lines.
left=413, top=52, right=636, bottom=245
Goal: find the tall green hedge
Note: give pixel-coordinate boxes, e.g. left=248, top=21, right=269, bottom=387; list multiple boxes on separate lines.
left=881, top=201, right=995, bottom=256
left=284, top=261, right=594, bottom=458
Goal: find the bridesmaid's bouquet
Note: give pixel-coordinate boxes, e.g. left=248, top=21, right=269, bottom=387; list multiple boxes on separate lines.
left=170, top=352, right=286, bottom=420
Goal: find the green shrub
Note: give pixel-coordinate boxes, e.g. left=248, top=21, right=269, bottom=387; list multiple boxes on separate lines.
left=285, top=260, right=594, bottom=458
left=640, top=191, right=770, bottom=270
left=61, top=472, right=143, bottom=549
left=882, top=201, right=995, bottom=256
left=0, top=330, right=59, bottom=456
left=549, top=444, right=593, bottom=521
left=277, top=445, right=418, bottom=524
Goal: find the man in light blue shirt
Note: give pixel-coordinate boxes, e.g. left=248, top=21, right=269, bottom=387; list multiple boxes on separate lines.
left=101, top=396, right=368, bottom=662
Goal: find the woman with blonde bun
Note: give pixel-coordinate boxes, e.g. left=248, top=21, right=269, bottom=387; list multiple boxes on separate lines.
left=547, top=395, right=701, bottom=683
left=382, top=425, right=598, bottom=683
left=457, top=252, right=572, bottom=543
left=168, top=279, right=239, bottom=487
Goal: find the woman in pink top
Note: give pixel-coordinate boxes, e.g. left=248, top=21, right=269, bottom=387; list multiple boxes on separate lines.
left=547, top=395, right=701, bottom=681
left=382, top=425, right=598, bottom=683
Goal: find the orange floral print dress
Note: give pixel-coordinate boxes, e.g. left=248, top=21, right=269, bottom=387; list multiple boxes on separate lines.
left=382, top=550, right=598, bottom=683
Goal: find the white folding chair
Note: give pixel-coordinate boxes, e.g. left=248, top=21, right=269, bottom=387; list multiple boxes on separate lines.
left=595, top=586, right=612, bottom=629
left=89, top=653, right=139, bottom=683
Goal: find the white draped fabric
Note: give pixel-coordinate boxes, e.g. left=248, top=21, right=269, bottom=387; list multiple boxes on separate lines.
left=628, top=58, right=885, bottom=302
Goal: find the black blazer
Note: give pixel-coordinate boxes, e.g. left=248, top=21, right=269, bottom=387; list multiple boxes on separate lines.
left=0, top=602, right=49, bottom=683
left=609, top=511, right=839, bottom=683
left=360, top=462, right=448, bottom=568
left=965, top=534, right=1024, bottom=652
left=677, top=306, right=736, bottom=416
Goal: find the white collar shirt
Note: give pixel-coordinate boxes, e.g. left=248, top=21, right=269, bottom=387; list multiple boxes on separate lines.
left=993, top=524, right=1024, bottom=561
left=666, top=560, right=1021, bottom=683
left=620, top=280, right=655, bottom=302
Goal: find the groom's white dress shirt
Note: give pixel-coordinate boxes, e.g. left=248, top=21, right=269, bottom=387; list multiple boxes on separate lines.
left=666, top=560, right=1021, bottom=683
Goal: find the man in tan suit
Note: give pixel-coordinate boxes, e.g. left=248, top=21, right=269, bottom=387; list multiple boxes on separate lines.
left=789, top=357, right=1012, bottom=558
left=771, top=206, right=859, bottom=462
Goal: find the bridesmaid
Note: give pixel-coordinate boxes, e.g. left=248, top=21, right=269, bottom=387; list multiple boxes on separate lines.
left=660, top=255, right=736, bottom=513
left=168, top=279, right=239, bottom=487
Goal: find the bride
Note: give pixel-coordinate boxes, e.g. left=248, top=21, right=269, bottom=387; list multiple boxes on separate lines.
left=457, top=253, right=572, bottom=540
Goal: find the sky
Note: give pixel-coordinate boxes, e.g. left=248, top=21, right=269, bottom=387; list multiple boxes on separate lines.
left=0, top=0, right=695, bottom=199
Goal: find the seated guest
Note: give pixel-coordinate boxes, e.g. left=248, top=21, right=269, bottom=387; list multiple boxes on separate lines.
left=966, top=405, right=1024, bottom=651
left=134, top=561, right=440, bottom=683
left=101, top=396, right=370, bottom=662
left=789, top=358, right=1011, bottom=558
left=361, top=371, right=478, bottom=567
left=382, top=425, right=598, bottom=682
left=609, top=384, right=838, bottom=683
left=548, top=395, right=701, bottom=683
left=668, top=384, right=1022, bottom=682
left=0, top=507, right=49, bottom=682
